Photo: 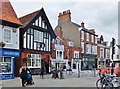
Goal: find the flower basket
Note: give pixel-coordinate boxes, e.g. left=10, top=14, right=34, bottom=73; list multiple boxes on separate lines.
left=0, top=42, right=6, bottom=47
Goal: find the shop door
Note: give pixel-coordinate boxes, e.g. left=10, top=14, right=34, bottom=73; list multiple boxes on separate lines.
left=45, top=61, right=49, bottom=73
left=14, top=58, right=21, bottom=77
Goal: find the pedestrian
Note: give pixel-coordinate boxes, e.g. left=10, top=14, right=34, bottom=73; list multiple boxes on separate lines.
left=40, top=66, right=45, bottom=79
left=19, top=63, right=28, bottom=87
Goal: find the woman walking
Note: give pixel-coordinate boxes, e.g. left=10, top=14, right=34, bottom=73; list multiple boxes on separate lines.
left=19, top=64, right=28, bottom=87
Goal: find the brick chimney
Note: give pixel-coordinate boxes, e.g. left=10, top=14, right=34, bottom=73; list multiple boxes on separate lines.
left=81, top=22, right=85, bottom=28
left=58, top=10, right=71, bottom=23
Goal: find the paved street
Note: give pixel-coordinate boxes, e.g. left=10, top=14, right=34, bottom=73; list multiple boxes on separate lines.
left=1, top=72, right=98, bottom=87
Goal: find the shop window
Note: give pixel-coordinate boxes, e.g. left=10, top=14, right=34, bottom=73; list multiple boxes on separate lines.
left=27, top=54, right=41, bottom=67
left=0, top=57, right=12, bottom=74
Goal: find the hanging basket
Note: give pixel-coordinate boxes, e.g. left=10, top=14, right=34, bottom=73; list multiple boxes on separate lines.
left=0, top=42, right=6, bottom=47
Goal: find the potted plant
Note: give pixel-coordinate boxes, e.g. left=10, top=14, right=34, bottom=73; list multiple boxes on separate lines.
left=0, top=42, right=6, bottom=47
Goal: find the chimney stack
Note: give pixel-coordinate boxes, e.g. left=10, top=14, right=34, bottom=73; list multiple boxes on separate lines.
left=58, top=10, right=71, bottom=23
left=81, top=22, right=85, bottom=28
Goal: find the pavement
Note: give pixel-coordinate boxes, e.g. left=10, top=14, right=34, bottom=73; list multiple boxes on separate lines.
left=1, top=72, right=98, bottom=87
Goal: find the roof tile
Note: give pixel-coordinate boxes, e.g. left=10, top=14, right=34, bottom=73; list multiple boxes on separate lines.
left=0, top=0, right=22, bottom=25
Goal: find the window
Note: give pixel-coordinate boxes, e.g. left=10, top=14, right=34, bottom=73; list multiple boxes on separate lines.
left=81, top=31, right=84, bottom=40
left=0, top=57, right=12, bottom=74
left=4, top=29, right=12, bottom=43
left=69, top=41, right=74, bottom=47
left=81, top=42, right=84, bottom=53
left=91, top=35, right=94, bottom=43
left=86, top=44, right=91, bottom=54
left=95, top=37, right=97, bottom=44
left=100, top=48, right=104, bottom=58
left=34, top=30, right=43, bottom=42
left=106, top=49, right=110, bottom=59
left=56, top=51, right=63, bottom=59
left=74, top=51, right=79, bottom=58
left=27, top=54, right=41, bottom=67
left=86, top=33, right=89, bottom=41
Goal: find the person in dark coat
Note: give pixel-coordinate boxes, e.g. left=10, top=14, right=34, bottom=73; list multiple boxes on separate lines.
left=40, top=66, right=45, bottom=78
left=20, top=64, right=28, bottom=87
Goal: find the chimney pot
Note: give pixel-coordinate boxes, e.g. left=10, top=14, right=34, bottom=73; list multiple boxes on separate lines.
left=81, top=22, right=85, bottom=28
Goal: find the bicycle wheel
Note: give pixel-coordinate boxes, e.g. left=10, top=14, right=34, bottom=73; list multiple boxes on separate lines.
left=96, top=79, right=103, bottom=89
left=102, top=83, right=114, bottom=89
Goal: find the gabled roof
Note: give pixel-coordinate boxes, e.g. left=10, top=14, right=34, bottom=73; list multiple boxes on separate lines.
left=0, top=0, right=22, bottom=25
left=19, top=8, right=56, bottom=39
left=19, top=10, right=40, bottom=28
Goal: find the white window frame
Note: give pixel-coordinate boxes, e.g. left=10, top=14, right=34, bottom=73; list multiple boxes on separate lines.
left=27, top=54, right=41, bottom=68
left=69, top=41, right=74, bottom=47
left=74, top=51, right=79, bottom=58
left=81, top=31, right=84, bottom=40
left=91, top=35, right=94, bottom=43
left=81, top=42, right=84, bottom=53
left=86, top=44, right=91, bottom=54
left=3, top=28, right=12, bottom=44
left=0, top=57, right=12, bottom=74
left=100, top=48, right=104, bottom=58
left=56, top=50, right=63, bottom=59
left=106, top=49, right=110, bottom=59
left=95, top=37, right=97, bottom=44
left=86, top=33, right=89, bottom=41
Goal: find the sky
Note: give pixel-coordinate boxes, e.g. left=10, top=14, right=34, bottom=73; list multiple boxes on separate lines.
left=10, top=0, right=119, bottom=44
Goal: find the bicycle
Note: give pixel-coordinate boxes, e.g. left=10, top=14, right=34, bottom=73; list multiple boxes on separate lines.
left=96, top=74, right=115, bottom=89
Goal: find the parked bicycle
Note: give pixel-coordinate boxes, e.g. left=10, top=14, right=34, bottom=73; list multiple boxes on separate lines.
left=96, top=74, right=115, bottom=89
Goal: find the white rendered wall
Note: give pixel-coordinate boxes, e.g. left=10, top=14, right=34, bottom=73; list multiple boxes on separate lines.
left=0, top=25, right=19, bottom=49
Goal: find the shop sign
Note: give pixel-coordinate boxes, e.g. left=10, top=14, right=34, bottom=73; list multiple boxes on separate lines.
left=0, top=74, right=13, bottom=80
left=2, top=48, right=20, bottom=57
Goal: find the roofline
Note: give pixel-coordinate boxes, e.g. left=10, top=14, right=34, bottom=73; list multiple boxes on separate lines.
left=81, top=28, right=98, bottom=36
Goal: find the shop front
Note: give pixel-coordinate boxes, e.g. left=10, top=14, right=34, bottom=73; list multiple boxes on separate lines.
left=51, top=59, right=68, bottom=70
left=21, top=50, right=50, bottom=75
left=0, top=48, right=20, bottom=80
left=81, top=54, right=97, bottom=70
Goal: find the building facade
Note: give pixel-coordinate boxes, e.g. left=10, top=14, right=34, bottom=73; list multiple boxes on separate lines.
left=19, top=8, right=56, bottom=75
left=97, top=35, right=110, bottom=68
left=0, top=1, right=21, bottom=80
left=80, top=23, right=98, bottom=70
left=54, top=10, right=82, bottom=71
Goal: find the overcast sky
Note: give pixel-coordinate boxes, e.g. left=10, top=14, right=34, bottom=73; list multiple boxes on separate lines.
left=10, top=0, right=119, bottom=44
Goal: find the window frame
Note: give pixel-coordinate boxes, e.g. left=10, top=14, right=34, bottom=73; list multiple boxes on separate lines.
left=3, top=28, right=12, bottom=44
left=0, top=57, right=12, bottom=74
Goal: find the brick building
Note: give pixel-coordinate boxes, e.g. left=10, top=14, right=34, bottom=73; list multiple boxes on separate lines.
left=97, top=35, right=110, bottom=68
left=80, top=22, right=98, bottom=70
left=54, top=10, right=81, bottom=71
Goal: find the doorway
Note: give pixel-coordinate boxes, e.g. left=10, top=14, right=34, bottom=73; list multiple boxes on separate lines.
left=14, top=57, right=21, bottom=77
